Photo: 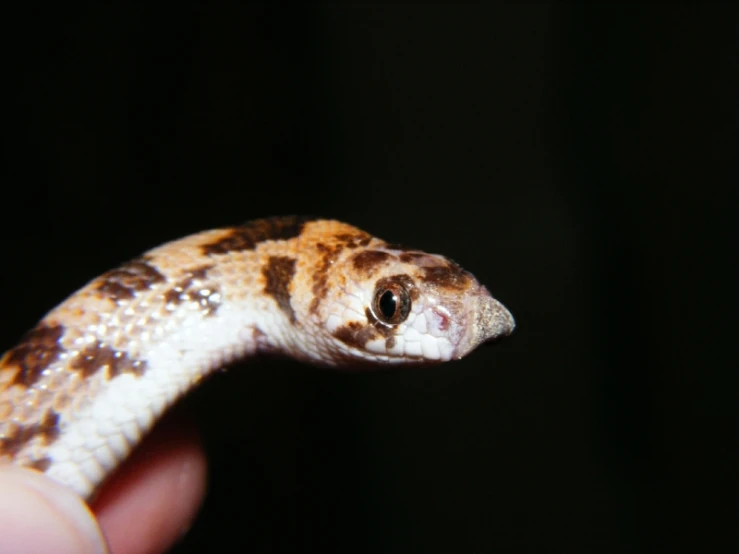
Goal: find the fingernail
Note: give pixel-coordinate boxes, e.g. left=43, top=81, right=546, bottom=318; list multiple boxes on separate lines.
left=0, top=465, right=108, bottom=554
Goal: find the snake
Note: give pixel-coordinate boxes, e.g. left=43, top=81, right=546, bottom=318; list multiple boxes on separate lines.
left=0, top=216, right=514, bottom=500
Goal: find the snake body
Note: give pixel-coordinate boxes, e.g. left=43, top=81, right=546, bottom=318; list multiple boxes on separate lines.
left=0, top=216, right=514, bottom=500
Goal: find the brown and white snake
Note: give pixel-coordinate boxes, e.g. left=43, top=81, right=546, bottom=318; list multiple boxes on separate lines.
left=0, top=216, right=514, bottom=500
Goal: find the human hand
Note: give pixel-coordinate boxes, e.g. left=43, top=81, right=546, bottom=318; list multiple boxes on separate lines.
left=0, top=411, right=207, bottom=554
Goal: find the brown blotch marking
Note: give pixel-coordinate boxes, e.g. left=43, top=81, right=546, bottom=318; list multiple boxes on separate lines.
left=201, top=216, right=312, bottom=256
left=333, top=324, right=363, bottom=349
left=163, top=287, right=183, bottom=306
left=333, top=320, right=380, bottom=349
left=333, top=306, right=398, bottom=350
left=188, top=264, right=213, bottom=280
left=97, top=257, right=166, bottom=301
left=69, top=342, right=147, bottom=380
left=27, top=457, right=52, bottom=472
left=0, top=410, right=60, bottom=457
left=421, top=264, right=472, bottom=291
left=38, top=410, right=60, bottom=444
left=0, top=425, right=34, bottom=457
left=309, top=231, right=375, bottom=315
left=352, top=250, right=393, bottom=276
left=309, top=242, right=342, bottom=314
left=262, top=256, right=298, bottom=323
left=7, top=322, right=65, bottom=388
left=163, top=264, right=220, bottom=316
left=398, top=251, right=428, bottom=264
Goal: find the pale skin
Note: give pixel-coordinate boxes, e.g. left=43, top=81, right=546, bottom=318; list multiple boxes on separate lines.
left=0, top=408, right=206, bottom=554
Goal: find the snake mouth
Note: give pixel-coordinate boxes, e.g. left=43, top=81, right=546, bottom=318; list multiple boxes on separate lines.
left=454, top=286, right=515, bottom=359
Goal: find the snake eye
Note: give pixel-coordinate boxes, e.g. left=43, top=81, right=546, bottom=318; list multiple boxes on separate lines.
left=372, top=283, right=411, bottom=325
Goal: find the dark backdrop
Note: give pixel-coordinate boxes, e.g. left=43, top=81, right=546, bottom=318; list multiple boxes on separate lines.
left=2, top=5, right=735, bottom=553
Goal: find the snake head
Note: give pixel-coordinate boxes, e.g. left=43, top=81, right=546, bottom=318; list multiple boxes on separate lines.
left=300, top=239, right=515, bottom=367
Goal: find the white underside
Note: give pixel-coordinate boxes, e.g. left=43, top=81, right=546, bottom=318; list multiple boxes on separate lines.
left=45, top=303, right=282, bottom=497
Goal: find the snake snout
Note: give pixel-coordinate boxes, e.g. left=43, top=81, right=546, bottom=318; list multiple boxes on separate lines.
left=455, top=287, right=515, bottom=358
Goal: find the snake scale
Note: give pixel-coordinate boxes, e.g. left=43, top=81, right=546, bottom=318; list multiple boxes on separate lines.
left=0, top=216, right=514, bottom=500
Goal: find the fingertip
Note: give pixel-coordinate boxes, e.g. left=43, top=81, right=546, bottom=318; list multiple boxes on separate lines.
left=91, top=412, right=208, bottom=554
left=0, top=464, right=108, bottom=554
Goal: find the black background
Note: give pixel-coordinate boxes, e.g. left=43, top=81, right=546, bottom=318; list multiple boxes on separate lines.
left=1, top=5, right=735, bottom=553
